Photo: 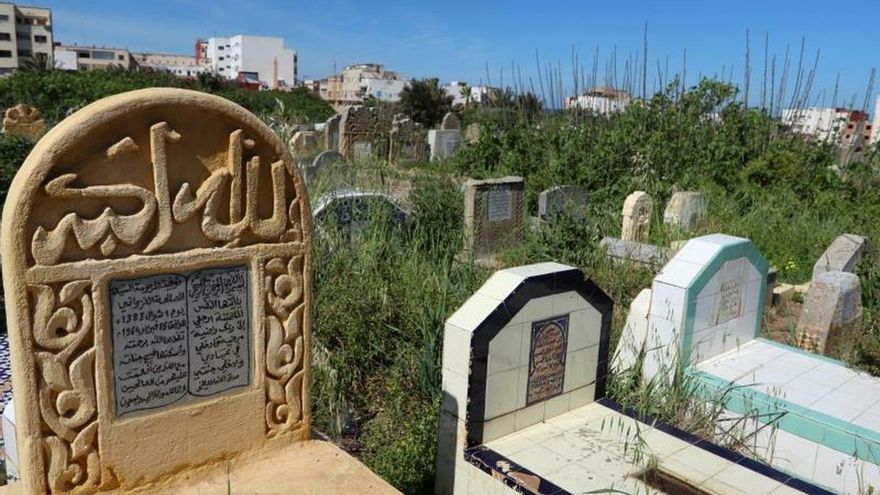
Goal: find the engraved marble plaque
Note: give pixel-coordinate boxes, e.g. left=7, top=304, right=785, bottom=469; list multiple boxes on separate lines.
left=110, top=265, right=251, bottom=416
left=487, top=188, right=512, bottom=221
left=713, top=278, right=744, bottom=325
left=527, top=314, right=569, bottom=405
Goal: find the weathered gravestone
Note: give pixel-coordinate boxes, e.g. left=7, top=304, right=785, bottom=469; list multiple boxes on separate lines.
left=796, top=271, right=863, bottom=354
left=312, top=189, right=408, bottom=242
left=339, top=106, right=389, bottom=162
left=663, top=191, right=706, bottom=232
left=388, top=115, right=427, bottom=165
left=812, top=234, right=867, bottom=280
left=289, top=130, right=319, bottom=157
left=324, top=114, right=341, bottom=151
left=599, top=237, right=672, bottom=267
left=302, top=150, right=347, bottom=186
left=620, top=191, right=652, bottom=242
left=441, top=112, right=460, bottom=130
left=427, top=128, right=462, bottom=162
left=537, top=185, right=587, bottom=222
left=464, top=123, right=482, bottom=144
left=2, top=103, right=47, bottom=139
left=0, top=88, right=317, bottom=494
left=463, top=177, right=524, bottom=264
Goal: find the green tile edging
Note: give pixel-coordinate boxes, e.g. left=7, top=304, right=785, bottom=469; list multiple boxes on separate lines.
left=680, top=238, right=770, bottom=363
left=690, top=369, right=880, bottom=465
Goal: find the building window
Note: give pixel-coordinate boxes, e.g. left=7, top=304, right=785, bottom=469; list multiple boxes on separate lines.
left=16, top=32, right=28, bottom=40
left=17, top=49, right=30, bottom=57
left=218, top=56, right=224, bottom=61
left=117, top=54, right=124, bottom=61
left=0, top=50, right=11, bottom=58
left=0, top=33, right=9, bottom=41
left=218, top=46, right=224, bottom=50
left=92, top=50, right=115, bottom=60
left=34, top=35, right=46, bottom=43
left=0, top=15, right=8, bottom=22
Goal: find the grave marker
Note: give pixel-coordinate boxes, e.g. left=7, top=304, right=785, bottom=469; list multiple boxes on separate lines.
left=463, top=176, right=524, bottom=263
left=663, top=191, right=706, bottom=232
left=796, top=270, right=863, bottom=354
left=621, top=191, right=652, bottom=242
left=388, top=115, right=427, bottom=164
left=339, top=106, right=389, bottom=161
left=2, top=103, right=46, bottom=139
left=441, top=112, right=461, bottom=130
left=427, top=129, right=462, bottom=161
left=538, top=185, right=587, bottom=222
left=324, top=114, right=341, bottom=151
left=812, top=234, right=867, bottom=280
left=0, top=88, right=313, bottom=494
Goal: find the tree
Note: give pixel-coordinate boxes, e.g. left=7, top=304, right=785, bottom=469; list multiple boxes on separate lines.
left=398, top=78, right=452, bottom=127
left=20, top=53, right=52, bottom=72
left=459, top=84, right=472, bottom=109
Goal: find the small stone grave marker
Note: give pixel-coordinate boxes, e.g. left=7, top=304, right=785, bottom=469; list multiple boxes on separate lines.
left=663, top=191, right=706, bottom=232
left=621, top=191, right=652, bottom=241
left=463, top=177, right=524, bottom=264
left=538, top=185, right=587, bottom=222
left=2, top=103, right=47, bottom=139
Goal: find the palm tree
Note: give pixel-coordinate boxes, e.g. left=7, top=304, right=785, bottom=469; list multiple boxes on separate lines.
left=459, top=85, right=473, bottom=109
left=20, top=52, right=53, bottom=72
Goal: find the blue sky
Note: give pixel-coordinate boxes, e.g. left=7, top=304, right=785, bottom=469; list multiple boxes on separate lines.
left=42, top=0, right=877, bottom=109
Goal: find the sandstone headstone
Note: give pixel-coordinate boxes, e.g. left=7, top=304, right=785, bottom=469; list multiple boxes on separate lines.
left=796, top=271, right=863, bottom=354
left=621, top=191, right=652, bottom=242
left=441, top=112, right=460, bottom=130
left=2, top=104, right=47, bottom=139
left=339, top=106, right=390, bottom=161
left=388, top=115, right=427, bottom=165
left=427, top=129, right=462, bottom=161
left=464, top=123, right=482, bottom=144
left=289, top=130, right=319, bottom=156
left=324, top=114, right=341, bottom=151
left=663, top=191, right=706, bottom=232
left=463, top=176, right=524, bottom=263
left=538, top=185, right=588, bottom=222
left=0, top=88, right=313, bottom=494
left=812, top=234, right=867, bottom=280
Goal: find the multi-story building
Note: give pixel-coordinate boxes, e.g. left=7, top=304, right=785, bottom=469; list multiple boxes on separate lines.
left=0, top=2, right=53, bottom=75
left=133, top=52, right=209, bottom=78
left=319, top=63, right=409, bottom=108
left=871, top=96, right=880, bottom=146
left=565, top=87, right=632, bottom=114
left=782, top=107, right=872, bottom=146
left=444, top=81, right=469, bottom=107
left=53, top=44, right=134, bottom=71
left=203, top=35, right=297, bottom=88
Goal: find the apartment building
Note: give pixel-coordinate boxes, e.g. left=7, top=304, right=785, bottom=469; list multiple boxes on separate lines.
left=565, top=87, right=632, bottom=114
left=202, top=35, right=297, bottom=88
left=0, top=2, right=53, bottom=75
left=54, top=44, right=134, bottom=71
left=133, top=52, right=209, bottom=78
left=319, top=63, right=409, bottom=108
left=782, top=106, right=872, bottom=146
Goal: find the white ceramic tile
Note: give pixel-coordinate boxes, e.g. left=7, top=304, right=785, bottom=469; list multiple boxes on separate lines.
left=799, top=362, right=858, bottom=390
left=485, top=368, right=520, bottom=419
left=569, top=384, right=596, bottom=409
left=654, top=258, right=705, bottom=289
left=543, top=391, right=571, bottom=421
left=482, top=412, right=516, bottom=442
left=553, top=290, right=589, bottom=315
left=852, top=409, right=880, bottom=431
left=674, top=240, right=723, bottom=266
left=488, top=323, right=524, bottom=375
left=811, top=445, right=862, bottom=494
left=768, top=428, right=819, bottom=480
left=505, top=262, right=572, bottom=280
left=743, top=277, right=765, bottom=316
left=563, top=345, right=598, bottom=393
left=504, top=443, right=567, bottom=481
left=514, top=401, right=545, bottom=431
left=441, top=368, right=469, bottom=417
left=568, top=306, right=603, bottom=351
left=809, top=388, right=869, bottom=421
left=516, top=296, right=554, bottom=329
left=447, top=293, right=500, bottom=332
left=534, top=430, right=588, bottom=463
left=746, top=259, right=764, bottom=283
left=514, top=364, right=528, bottom=409
left=836, top=374, right=880, bottom=403
left=692, top=294, right=716, bottom=333
left=543, top=462, right=614, bottom=494
left=442, top=323, right=472, bottom=374
left=648, top=281, right=687, bottom=322
left=477, top=270, right=525, bottom=301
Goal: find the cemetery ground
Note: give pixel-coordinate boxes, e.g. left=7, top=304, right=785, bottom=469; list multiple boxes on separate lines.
left=1, top=71, right=879, bottom=493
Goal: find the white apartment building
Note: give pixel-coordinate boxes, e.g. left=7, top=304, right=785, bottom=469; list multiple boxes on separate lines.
left=565, top=87, right=632, bottom=114
left=133, top=52, right=209, bottom=78
left=203, top=35, right=297, bottom=88
left=872, top=96, right=880, bottom=145
left=782, top=106, right=872, bottom=145
left=319, top=63, right=409, bottom=108
left=0, top=2, right=53, bottom=75
left=444, top=81, right=468, bottom=107
left=54, top=44, right=134, bottom=71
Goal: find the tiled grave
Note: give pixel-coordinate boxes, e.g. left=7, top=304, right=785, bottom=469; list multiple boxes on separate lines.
left=439, top=262, right=829, bottom=495
left=614, top=233, right=880, bottom=494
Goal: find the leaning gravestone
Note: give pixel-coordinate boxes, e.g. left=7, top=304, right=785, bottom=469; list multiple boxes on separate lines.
left=663, top=191, right=706, bottom=232
left=537, top=185, right=587, bottom=222
left=2, top=103, right=47, bottom=139
left=0, top=88, right=314, bottom=494
left=812, top=234, right=867, bottom=280
left=463, top=176, right=524, bottom=265
left=324, top=114, right=341, bottom=151
left=796, top=271, right=863, bottom=354
left=620, top=191, right=652, bottom=242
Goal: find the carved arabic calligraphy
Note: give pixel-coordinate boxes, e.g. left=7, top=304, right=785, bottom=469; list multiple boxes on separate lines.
left=31, top=124, right=297, bottom=265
